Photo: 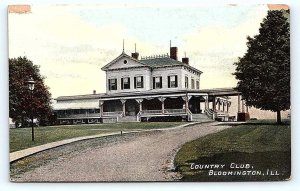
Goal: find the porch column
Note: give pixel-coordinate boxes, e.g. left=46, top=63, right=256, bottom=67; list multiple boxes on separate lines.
left=199, top=100, right=202, bottom=113
left=182, top=95, right=192, bottom=113
left=246, top=105, right=249, bottom=112
left=227, top=101, right=230, bottom=113
left=222, top=100, right=225, bottom=112
left=213, top=97, right=216, bottom=112
left=238, top=95, right=241, bottom=112
left=136, top=99, right=143, bottom=112
left=204, top=96, right=209, bottom=111
left=120, top=99, right=126, bottom=116
left=218, top=99, right=221, bottom=111
left=99, top=100, right=104, bottom=117
left=159, top=97, right=166, bottom=114
left=242, top=100, right=245, bottom=112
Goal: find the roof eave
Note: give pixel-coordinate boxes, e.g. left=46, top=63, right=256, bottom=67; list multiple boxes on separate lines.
left=101, top=53, right=148, bottom=71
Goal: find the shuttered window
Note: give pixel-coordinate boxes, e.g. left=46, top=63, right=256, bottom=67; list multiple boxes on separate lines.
left=168, top=75, right=178, bottom=88
left=121, top=77, right=130, bottom=89
left=185, top=76, right=189, bottom=89
left=134, top=76, right=144, bottom=88
left=108, top=78, right=117, bottom=90
left=153, top=76, right=162, bottom=89
left=191, top=78, right=195, bottom=89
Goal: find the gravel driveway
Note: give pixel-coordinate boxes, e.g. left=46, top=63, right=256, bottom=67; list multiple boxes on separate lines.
left=11, top=122, right=230, bottom=182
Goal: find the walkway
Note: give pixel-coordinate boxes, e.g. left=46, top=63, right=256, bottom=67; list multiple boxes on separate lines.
left=11, top=122, right=230, bottom=182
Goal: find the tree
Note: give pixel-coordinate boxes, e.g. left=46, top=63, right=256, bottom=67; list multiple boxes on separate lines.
left=234, top=10, right=290, bottom=124
left=9, top=57, right=53, bottom=127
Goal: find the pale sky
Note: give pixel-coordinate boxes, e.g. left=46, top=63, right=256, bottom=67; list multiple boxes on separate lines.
left=8, top=4, right=269, bottom=98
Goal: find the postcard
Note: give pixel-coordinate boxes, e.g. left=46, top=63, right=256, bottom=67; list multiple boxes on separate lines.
left=8, top=4, right=290, bottom=182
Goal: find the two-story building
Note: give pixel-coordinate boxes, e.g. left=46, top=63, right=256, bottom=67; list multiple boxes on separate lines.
left=54, top=46, right=246, bottom=124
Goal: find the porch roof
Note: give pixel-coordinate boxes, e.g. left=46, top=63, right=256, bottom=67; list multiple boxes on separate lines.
left=53, top=100, right=100, bottom=110
left=54, top=88, right=241, bottom=102
left=99, top=89, right=208, bottom=100
left=55, top=93, right=105, bottom=101
left=202, top=88, right=241, bottom=96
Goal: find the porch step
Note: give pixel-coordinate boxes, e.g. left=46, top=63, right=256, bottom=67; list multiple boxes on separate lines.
left=118, top=116, right=138, bottom=122
left=191, top=113, right=213, bottom=122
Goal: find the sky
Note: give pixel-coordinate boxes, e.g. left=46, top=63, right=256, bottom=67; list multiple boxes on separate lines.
left=8, top=4, right=270, bottom=98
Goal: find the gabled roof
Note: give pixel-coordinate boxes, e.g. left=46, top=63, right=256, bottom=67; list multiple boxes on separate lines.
left=101, top=52, right=203, bottom=74
left=101, top=52, right=147, bottom=71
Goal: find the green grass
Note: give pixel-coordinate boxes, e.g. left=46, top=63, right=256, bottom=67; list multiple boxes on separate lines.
left=10, top=122, right=185, bottom=152
left=175, top=120, right=291, bottom=181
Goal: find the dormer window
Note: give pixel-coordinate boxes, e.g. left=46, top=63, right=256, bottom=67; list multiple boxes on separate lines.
left=121, top=77, right=130, bottom=89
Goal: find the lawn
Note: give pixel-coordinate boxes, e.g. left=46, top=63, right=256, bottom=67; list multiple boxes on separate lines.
left=10, top=122, right=185, bottom=152
left=174, top=120, right=291, bottom=181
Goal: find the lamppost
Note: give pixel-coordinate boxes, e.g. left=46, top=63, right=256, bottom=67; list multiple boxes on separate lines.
left=27, top=77, right=35, bottom=142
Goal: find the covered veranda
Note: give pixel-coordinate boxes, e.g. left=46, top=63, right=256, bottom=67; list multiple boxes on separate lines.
left=98, top=90, right=237, bottom=122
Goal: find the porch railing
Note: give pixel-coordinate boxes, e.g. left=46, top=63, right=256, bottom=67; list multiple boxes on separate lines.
left=186, top=108, right=193, bottom=121
left=205, top=109, right=229, bottom=120
left=57, top=113, right=100, bottom=118
left=140, top=109, right=187, bottom=115
left=102, top=111, right=123, bottom=116
left=205, top=109, right=214, bottom=119
left=164, top=109, right=186, bottom=114
left=140, top=110, right=162, bottom=115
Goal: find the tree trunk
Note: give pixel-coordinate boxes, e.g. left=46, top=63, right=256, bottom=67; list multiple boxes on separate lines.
left=21, top=116, right=24, bottom=128
left=277, top=110, right=282, bottom=124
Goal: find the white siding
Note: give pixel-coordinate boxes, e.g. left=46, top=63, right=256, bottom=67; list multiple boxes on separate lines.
left=106, top=68, right=152, bottom=94
left=181, top=67, right=201, bottom=90
left=151, top=66, right=183, bottom=90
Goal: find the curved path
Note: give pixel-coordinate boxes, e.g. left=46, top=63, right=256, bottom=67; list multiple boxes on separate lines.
left=11, top=122, right=230, bottom=182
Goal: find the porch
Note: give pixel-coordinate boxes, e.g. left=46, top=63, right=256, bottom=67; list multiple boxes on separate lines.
left=99, top=92, right=229, bottom=123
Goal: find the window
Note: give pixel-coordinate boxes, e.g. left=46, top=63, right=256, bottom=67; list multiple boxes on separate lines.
left=191, top=78, right=195, bottom=89
left=185, top=76, right=189, bottom=89
left=134, top=76, right=144, bottom=88
left=121, top=77, right=130, bottom=89
left=168, top=75, right=178, bottom=88
left=108, top=78, right=117, bottom=90
left=153, top=76, right=162, bottom=89
left=196, top=80, right=200, bottom=89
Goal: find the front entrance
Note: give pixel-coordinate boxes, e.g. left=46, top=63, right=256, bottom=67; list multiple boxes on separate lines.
left=189, top=96, right=201, bottom=114
left=125, top=99, right=139, bottom=116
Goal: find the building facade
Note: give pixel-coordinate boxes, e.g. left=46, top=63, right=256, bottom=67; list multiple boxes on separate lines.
left=54, top=46, right=247, bottom=124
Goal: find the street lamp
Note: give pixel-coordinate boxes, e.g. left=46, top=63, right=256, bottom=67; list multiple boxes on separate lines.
left=27, top=77, right=35, bottom=141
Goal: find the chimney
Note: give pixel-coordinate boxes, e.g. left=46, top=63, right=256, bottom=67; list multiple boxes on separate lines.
left=131, top=43, right=139, bottom=59
left=182, top=57, right=189, bottom=65
left=93, top=90, right=96, bottom=94
left=131, top=52, right=139, bottom=59
left=170, top=47, right=178, bottom=60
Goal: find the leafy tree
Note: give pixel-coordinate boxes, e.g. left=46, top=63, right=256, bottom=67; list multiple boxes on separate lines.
left=234, top=10, right=290, bottom=124
left=9, top=57, right=53, bottom=127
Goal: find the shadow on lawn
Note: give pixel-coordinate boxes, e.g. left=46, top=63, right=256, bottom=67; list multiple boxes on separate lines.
left=179, top=151, right=291, bottom=182
left=218, top=120, right=290, bottom=127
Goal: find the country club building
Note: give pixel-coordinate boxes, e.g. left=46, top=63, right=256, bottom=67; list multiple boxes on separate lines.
left=54, top=46, right=249, bottom=124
